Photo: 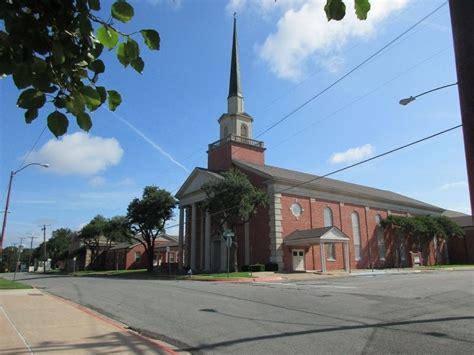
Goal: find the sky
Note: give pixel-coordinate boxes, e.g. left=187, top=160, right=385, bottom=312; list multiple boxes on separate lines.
left=0, top=0, right=469, bottom=248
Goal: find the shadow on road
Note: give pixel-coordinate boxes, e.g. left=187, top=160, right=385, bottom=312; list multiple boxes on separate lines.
left=183, top=316, right=474, bottom=352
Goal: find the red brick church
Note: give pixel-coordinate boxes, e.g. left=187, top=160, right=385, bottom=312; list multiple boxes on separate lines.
left=175, top=18, right=444, bottom=273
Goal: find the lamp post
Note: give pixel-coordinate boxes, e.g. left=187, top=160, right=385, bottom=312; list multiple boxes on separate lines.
left=399, top=83, right=458, bottom=106
left=0, top=163, right=49, bottom=252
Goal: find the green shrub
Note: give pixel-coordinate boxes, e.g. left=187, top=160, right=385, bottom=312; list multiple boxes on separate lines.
left=265, top=263, right=279, bottom=271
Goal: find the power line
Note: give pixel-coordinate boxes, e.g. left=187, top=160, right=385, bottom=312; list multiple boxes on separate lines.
left=164, top=123, right=462, bottom=230
left=253, top=1, right=448, bottom=140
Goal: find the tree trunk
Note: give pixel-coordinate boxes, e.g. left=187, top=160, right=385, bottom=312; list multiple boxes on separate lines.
left=146, top=246, right=154, bottom=273
left=233, top=242, right=238, bottom=272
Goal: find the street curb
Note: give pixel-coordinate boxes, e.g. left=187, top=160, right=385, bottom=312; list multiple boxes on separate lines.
left=186, top=276, right=284, bottom=283
left=36, top=288, right=188, bottom=355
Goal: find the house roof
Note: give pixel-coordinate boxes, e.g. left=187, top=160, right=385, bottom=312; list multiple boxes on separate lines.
left=109, top=234, right=179, bottom=251
left=234, top=160, right=443, bottom=212
left=284, top=226, right=350, bottom=246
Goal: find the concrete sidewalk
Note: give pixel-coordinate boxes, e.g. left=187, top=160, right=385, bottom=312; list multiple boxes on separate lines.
left=0, top=288, right=185, bottom=354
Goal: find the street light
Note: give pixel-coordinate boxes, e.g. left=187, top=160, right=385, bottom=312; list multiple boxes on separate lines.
left=0, top=163, right=49, bottom=251
left=399, top=82, right=458, bottom=106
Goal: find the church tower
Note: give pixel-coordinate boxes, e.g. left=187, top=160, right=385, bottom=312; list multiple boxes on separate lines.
left=208, top=16, right=265, bottom=172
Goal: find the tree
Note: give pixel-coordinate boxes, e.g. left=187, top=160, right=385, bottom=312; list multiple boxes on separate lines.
left=103, top=215, right=132, bottom=245
left=126, top=186, right=177, bottom=272
left=46, top=228, right=74, bottom=267
left=80, top=214, right=107, bottom=269
left=202, top=169, right=268, bottom=271
left=381, top=215, right=464, bottom=266
left=0, top=0, right=160, bottom=137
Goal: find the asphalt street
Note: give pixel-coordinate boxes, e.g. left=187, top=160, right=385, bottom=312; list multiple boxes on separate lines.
left=8, top=271, right=474, bottom=354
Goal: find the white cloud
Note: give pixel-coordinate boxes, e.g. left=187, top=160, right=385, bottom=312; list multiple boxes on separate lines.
left=329, top=143, right=375, bottom=164
left=440, top=181, right=468, bottom=190
left=257, top=0, right=409, bottom=80
left=27, top=132, right=123, bottom=176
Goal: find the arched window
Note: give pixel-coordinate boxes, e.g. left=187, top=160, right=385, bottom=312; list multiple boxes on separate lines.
left=241, top=123, right=248, bottom=138
left=351, top=212, right=361, bottom=260
left=375, top=215, right=386, bottom=260
left=323, top=207, right=333, bottom=227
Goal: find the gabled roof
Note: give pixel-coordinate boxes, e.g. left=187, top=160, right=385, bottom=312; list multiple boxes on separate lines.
left=234, top=160, right=442, bottom=212
left=175, top=167, right=223, bottom=199
left=284, top=226, right=350, bottom=246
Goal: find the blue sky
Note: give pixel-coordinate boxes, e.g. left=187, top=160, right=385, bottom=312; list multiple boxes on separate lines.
left=0, top=0, right=469, bottom=248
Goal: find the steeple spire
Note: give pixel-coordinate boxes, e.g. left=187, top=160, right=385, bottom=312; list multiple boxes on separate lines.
left=227, top=14, right=244, bottom=114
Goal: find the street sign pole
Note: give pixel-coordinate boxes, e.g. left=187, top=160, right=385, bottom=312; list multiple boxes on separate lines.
left=223, top=229, right=235, bottom=278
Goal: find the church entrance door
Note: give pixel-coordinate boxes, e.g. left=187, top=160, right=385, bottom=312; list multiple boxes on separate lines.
left=292, top=249, right=305, bottom=271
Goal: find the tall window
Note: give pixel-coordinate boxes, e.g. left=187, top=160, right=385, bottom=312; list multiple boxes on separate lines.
left=324, top=208, right=335, bottom=259
left=223, top=126, right=228, bottom=139
left=323, top=207, right=333, bottom=227
left=135, top=252, right=141, bottom=262
left=351, top=212, right=361, bottom=260
left=241, top=123, right=248, bottom=138
left=375, top=215, right=386, bottom=260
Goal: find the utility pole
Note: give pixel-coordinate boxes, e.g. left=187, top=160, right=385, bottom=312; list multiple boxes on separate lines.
left=13, top=237, right=26, bottom=281
left=449, top=0, right=474, bottom=221
left=41, top=224, right=50, bottom=273
left=28, top=235, right=38, bottom=269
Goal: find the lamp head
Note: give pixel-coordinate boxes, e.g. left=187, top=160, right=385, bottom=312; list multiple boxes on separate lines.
left=399, top=96, right=415, bottom=106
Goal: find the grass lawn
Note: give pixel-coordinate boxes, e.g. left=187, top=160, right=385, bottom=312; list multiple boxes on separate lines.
left=422, top=264, right=474, bottom=269
left=192, top=272, right=252, bottom=279
left=0, top=277, right=32, bottom=289
left=71, top=269, right=150, bottom=277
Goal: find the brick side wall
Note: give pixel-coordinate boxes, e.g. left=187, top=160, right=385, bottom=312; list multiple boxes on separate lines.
left=208, top=142, right=264, bottom=172
left=448, top=228, right=474, bottom=263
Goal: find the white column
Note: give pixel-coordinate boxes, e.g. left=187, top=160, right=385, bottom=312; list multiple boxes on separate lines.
left=191, top=203, right=197, bottom=271
left=178, top=207, right=184, bottom=270
left=343, top=242, right=350, bottom=272
left=200, top=208, right=204, bottom=270
left=320, top=243, right=327, bottom=273
left=244, top=221, right=250, bottom=265
left=205, top=211, right=211, bottom=271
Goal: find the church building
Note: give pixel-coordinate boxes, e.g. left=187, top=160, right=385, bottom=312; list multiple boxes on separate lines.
left=175, top=18, right=444, bottom=273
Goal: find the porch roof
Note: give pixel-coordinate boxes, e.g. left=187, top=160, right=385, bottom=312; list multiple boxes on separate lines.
left=284, top=226, right=350, bottom=246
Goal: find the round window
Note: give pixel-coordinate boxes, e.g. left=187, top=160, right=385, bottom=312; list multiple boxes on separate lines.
left=290, top=202, right=302, bottom=218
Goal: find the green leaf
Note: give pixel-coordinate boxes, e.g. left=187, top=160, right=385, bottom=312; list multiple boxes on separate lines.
left=125, top=38, right=139, bottom=60
left=107, top=90, right=122, bottom=111
left=80, top=86, right=102, bottom=111
left=111, top=1, right=134, bottom=23
left=47, top=111, right=69, bottom=138
left=65, top=92, right=85, bottom=116
left=32, top=73, right=51, bottom=92
left=89, top=59, right=105, bottom=74
left=140, top=29, right=160, bottom=50
left=52, top=42, right=65, bottom=65
left=12, top=64, right=32, bottom=89
left=17, top=89, right=46, bottom=110
left=88, top=0, right=101, bottom=11
left=96, top=86, right=107, bottom=104
left=324, top=0, right=346, bottom=21
left=354, top=0, right=370, bottom=20
left=32, top=57, right=47, bottom=74
left=116, top=42, right=129, bottom=67
left=54, top=97, right=66, bottom=109
left=131, top=56, right=144, bottom=74
left=25, top=109, right=38, bottom=124
left=96, top=26, right=119, bottom=50
left=77, top=112, right=92, bottom=131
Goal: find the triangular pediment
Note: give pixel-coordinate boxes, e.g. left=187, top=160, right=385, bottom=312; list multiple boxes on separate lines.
left=320, top=227, right=350, bottom=242
left=175, top=168, right=223, bottom=199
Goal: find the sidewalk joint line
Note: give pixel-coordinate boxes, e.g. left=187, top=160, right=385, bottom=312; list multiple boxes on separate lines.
left=0, top=305, right=34, bottom=354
